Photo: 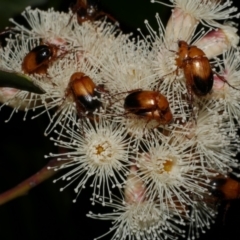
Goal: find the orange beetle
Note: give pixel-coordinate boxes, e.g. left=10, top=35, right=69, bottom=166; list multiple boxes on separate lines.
left=209, top=176, right=240, bottom=201
left=176, top=40, right=213, bottom=104
left=124, top=90, right=173, bottom=126
left=71, top=0, right=116, bottom=25
left=67, top=72, right=102, bottom=115
left=22, top=44, right=58, bottom=74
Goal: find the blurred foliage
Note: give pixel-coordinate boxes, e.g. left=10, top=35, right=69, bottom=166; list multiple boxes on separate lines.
left=0, top=71, right=45, bottom=93
left=0, top=1, right=240, bottom=240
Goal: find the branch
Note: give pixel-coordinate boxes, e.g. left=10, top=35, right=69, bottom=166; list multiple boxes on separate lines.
left=0, top=158, right=63, bottom=205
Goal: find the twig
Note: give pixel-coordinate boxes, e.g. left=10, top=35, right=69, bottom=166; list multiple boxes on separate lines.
left=0, top=158, right=64, bottom=205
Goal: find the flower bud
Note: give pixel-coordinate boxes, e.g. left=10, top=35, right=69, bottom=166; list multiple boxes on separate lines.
left=195, top=23, right=239, bottom=59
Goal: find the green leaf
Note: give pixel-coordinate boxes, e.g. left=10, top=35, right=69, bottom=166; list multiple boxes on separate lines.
left=0, top=70, right=45, bottom=94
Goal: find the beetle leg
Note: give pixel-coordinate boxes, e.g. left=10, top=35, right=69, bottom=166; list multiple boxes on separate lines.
left=214, top=72, right=240, bottom=91
left=185, top=72, right=198, bottom=122
left=142, top=117, right=152, bottom=134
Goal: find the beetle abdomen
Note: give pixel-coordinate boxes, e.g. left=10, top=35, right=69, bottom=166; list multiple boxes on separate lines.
left=191, top=58, right=213, bottom=96
left=70, top=73, right=102, bottom=113
left=76, top=91, right=101, bottom=112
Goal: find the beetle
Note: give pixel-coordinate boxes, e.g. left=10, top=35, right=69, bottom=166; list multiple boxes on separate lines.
left=67, top=72, right=102, bottom=116
left=72, top=0, right=99, bottom=24
left=70, top=0, right=116, bottom=25
left=176, top=40, right=213, bottom=105
left=123, top=90, right=173, bottom=126
left=209, top=176, right=240, bottom=201
left=22, top=44, right=58, bottom=74
left=208, top=175, right=240, bottom=222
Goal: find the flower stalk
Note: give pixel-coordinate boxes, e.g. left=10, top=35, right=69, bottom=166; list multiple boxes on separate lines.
left=0, top=158, right=65, bottom=205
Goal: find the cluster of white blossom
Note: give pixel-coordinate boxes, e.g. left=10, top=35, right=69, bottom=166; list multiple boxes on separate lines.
left=1, top=0, right=240, bottom=239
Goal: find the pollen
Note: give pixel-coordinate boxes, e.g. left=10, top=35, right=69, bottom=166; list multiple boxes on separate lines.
left=89, top=141, right=113, bottom=164
left=95, top=144, right=105, bottom=155
left=162, top=159, right=174, bottom=172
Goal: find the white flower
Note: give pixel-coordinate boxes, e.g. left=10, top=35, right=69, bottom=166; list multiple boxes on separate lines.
left=47, top=116, right=135, bottom=204
left=0, top=7, right=133, bottom=132
left=36, top=56, right=105, bottom=135
left=9, top=7, right=127, bottom=67
left=89, top=36, right=172, bottom=140
left=144, top=15, right=197, bottom=121
left=0, top=35, right=43, bottom=118
left=0, top=87, right=19, bottom=105
left=95, top=38, right=154, bottom=93
left=187, top=200, right=217, bottom=240
left=163, top=8, right=199, bottom=44
left=183, top=108, right=239, bottom=175
left=10, top=7, right=76, bottom=46
left=194, top=23, right=239, bottom=59
left=151, top=0, right=240, bottom=28
left=73, top=19, right=129, bottom=66
left=205, top=47, right=240, bottom=127
left=145, top=8, right=238, bottom=121
left=136, top=134, right=210, bottom=217
left=88, top=167, right=185, bottom=240
left=0, top=25, right=78, bottom=122
left=88, top=199, right=184, bottom=240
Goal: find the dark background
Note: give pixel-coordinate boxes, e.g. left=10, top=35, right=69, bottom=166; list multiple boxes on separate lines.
left=0, top=0, right=240, bottom=239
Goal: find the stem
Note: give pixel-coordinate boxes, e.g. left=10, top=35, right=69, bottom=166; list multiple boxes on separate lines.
left=0, top=158, right=63, bottom=205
